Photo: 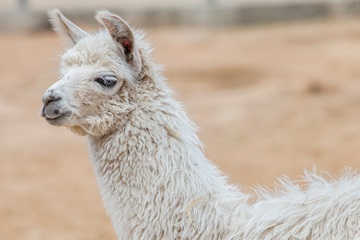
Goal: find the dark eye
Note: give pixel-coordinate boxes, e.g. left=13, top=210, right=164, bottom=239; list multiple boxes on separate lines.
left=95, top=76, right=118, bottom=88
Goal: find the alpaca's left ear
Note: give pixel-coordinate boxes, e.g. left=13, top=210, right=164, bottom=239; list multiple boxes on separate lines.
left=48, top=9, right=88, bottom=46
left=96, top=10, right=142, bottom=74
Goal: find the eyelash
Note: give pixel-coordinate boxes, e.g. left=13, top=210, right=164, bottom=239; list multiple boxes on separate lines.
left=95, top=76, right=118, bottom=88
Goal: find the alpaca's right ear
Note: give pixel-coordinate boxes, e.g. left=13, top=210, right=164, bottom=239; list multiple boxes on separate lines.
left=48, top=9, right=88, bottom=46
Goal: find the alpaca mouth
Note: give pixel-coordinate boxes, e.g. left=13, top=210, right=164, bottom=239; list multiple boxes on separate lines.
left=44, top=111, right=70, bottom=120
left=44, top=112, right=71, bottom=126
left=41, top=105, right=71, bottom=125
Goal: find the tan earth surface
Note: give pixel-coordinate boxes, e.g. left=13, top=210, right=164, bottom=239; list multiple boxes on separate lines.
left=1, top=19, right=360, bottom=239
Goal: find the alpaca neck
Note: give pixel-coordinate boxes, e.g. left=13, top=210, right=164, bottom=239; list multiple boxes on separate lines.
left=87, top=84, right=248, bottom=239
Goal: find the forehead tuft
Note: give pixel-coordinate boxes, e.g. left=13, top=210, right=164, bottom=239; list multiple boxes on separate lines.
left=61, top=34, right=119, bottom=67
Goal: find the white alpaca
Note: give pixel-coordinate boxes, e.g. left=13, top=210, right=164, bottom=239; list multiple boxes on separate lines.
left=41, top=9, right=360, bottom=239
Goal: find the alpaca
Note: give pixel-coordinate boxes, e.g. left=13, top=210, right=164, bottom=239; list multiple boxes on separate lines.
left=41, top=9, right=360, bottom=239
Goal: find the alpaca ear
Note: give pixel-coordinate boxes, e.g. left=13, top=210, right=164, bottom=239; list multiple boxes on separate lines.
left=96, top=10, right=142, bottom=74
left=48, top=9, right=88, bottom=45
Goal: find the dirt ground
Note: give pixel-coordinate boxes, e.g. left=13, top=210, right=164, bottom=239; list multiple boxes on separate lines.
left=1, top=19, right=360, bottom=239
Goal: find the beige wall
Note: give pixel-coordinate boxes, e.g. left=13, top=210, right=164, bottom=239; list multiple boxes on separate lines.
left=1, top=0, right=320, bottom=12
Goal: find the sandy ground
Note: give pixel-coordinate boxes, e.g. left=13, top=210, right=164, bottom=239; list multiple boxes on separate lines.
left=1, top=19, right=360, bottom=239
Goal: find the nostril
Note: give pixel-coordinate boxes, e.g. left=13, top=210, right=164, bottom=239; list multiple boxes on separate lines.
left=43, top=91, right=62, bottom=105
left=49, top=96, right=61, bottom=102
left=45, top=96, right=61, bottom=105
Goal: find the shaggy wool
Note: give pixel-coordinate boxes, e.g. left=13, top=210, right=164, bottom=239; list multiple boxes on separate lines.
left=41, top=9, right=360, bottom=240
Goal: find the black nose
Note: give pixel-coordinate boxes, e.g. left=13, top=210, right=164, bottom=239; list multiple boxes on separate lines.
left=42, top=89, right=62, bottom=106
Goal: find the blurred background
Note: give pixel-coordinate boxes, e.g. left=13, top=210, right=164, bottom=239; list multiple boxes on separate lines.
left=1, top=0, right=360, bottom=239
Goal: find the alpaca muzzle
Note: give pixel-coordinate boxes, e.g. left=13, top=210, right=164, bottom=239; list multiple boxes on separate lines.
left=41, top=90, right=70, bottom=125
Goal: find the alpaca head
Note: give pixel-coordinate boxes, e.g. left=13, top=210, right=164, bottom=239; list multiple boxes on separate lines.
left=41, top=9, right=145, bottom=137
